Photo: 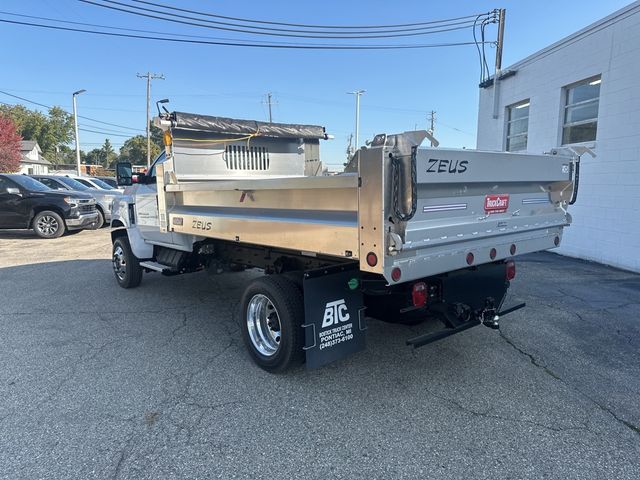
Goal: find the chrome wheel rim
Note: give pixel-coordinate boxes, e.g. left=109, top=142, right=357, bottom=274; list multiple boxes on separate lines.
left=246, top=294, right=281, bottom=357
left=36, top=215, right=59, bottom=236
left=112, top=245, right=127, bottom=281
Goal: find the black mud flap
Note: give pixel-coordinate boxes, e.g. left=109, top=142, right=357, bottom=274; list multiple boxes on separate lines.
left=302, top=264, right=366, bottom=369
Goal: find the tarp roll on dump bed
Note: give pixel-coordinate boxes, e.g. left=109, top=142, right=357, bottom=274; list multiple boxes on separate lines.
left=170, top=112, right=327, bottom=139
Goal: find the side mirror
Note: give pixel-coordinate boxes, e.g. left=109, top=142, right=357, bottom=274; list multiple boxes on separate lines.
left=116, top=162, right=133, bottom=187
left=6, top=187, right=21, bottom=196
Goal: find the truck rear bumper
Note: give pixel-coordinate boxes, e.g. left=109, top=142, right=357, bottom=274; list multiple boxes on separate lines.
left=66, top=212, right=99, bottom=230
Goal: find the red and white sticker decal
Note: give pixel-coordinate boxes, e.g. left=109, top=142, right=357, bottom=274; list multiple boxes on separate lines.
left=484, top=194, right=510, bottom=214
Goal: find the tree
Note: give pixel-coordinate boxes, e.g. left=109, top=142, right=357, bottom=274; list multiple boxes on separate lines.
left=0, top=116, right=22, bottom=173
left=119, top=135, right=160, bottom=165
left=100, top=139, right=117, bottom=168
left=151, top=124, right=164, bottom=150
left=84, top=148, right=103, bottom=165
left=54, top=144, right=84, bottom=165
left=0, top=104, right=74, bottom=165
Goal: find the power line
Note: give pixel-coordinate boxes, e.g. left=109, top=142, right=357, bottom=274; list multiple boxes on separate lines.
left=0, top=97, right=138, bottom=139
left=0, top=89, right=144, bottom=132
left=87, top=0, right=482, bottom=35
left=78, top=127, right=133, bottom=137
left=80, top=1, right=481, bottom=39
left=131, top=0, right=484, bottom=30
left=0, top=18, right=489, bottom=49
left=0, top=10, right=342, bottom=47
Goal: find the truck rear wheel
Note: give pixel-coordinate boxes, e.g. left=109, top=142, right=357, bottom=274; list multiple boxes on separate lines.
left=33, top=211, right=65, bottom=239
left=239, top=275, right=305, bottom=373
left=112, top=237, right=143, bottom=288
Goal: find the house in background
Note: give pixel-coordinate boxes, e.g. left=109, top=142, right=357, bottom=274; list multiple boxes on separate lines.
left=476, top=1, right=640, bottom=273
left=19, top=140, right=50, bottom=175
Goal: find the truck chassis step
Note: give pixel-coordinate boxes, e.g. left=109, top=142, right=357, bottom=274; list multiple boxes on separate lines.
left=139, top=261, right=173, bottom=273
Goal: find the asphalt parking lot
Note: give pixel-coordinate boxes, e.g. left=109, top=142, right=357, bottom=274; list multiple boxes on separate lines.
left=0, top=228, right=639, bottom=479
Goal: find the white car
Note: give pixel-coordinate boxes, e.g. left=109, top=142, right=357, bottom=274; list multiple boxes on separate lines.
left=66, top=175, right=125, bottom=193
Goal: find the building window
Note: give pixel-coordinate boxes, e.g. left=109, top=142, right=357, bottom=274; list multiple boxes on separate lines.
left=562, top=76, right=600, bottom=145
left=506, top=100, right=530, bottom=151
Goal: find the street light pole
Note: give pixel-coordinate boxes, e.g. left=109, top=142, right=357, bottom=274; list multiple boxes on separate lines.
left=347, top=90, right=365, bottom=151
left=72, top=89, right=86, bottom=176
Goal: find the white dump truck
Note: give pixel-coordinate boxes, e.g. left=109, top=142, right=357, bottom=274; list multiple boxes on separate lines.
left=110, top=111, right=579, bottom=372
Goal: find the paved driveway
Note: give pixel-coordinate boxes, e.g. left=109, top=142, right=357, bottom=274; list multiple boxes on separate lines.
left=0, top=229, right=638, bottom=479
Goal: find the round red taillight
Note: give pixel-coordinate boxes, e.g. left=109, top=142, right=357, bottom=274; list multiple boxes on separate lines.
left=489, top=248, right=497, bottom=260
left=510, top=244, right=517, bottom=255
left=466, top=252, right=474, bottom=265
left=391, top=267, right=402, bottom=282
left=554, top=236, right=560, bottom=246
left=366, top=252, right=378, bottom=267
left=506, top=260, right=516, bottom=281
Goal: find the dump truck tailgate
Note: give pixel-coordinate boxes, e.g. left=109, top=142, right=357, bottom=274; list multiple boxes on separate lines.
left=357, top=138, right=575, bottom=283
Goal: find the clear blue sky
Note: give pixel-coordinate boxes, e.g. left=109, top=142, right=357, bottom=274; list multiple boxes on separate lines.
left=0, top=0, right=632, bottom=167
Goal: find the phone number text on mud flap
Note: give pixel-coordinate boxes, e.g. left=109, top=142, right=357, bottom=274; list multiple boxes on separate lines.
left=318, top=323, right=354, bottom=350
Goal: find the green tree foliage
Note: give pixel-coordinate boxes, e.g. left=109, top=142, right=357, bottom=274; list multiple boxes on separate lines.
left=100, top=139, right=117, bottom=168
left=118, top=135, right=160, bottom=165
left=0, top=104, right=74, bottom=165
left=151, top=124, right=164, bottom=151
left=0, top=116, right=22, bottom=173
left=84, top=138, right=117, bottom=168
left=84, top=148, right=103, bottom=166
left=54, top=144, right=84, bottom=165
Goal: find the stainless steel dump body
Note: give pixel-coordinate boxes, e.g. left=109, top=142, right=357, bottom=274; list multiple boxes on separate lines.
left=155, top=115, right=577, bottom=284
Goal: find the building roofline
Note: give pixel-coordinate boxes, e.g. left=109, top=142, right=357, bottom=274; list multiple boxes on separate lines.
left=505, top=1, right=640, bottom=71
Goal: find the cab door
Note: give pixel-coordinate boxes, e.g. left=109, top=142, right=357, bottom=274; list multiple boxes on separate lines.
left=135, top=153, right=172, bottom=244
left=0, top=177, right=28, bottom=228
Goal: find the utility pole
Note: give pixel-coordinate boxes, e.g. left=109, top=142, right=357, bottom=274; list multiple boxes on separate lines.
left=346, top=133, right=354, bottom=162
left=347, top=90, right=365, bottom=151
left=428, top=110, right=436, bottom=147
left=72, top=89, right=86, bottom=176
left=492, top=8, right=506, bottom=119
left=262, top=93, right=278, bottom=122
left=137, top=72, right=165, bottom=168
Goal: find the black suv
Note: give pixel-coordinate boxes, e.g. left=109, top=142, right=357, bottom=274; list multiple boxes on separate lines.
left=0, top=174, right=98, bottom=238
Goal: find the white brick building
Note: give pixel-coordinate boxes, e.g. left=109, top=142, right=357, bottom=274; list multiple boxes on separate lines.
left=476, top=1, right=640, bottom=272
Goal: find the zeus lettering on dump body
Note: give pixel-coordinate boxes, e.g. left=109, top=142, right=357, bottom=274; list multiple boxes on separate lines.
left=426, top=158, right=469, bottom=174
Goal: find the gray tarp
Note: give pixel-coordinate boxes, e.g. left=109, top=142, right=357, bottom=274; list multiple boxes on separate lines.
left=171, top=112, right=326, bottom=139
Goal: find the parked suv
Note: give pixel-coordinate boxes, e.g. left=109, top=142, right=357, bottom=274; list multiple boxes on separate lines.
left=0, top=174, right=98, bottom=238
left=31, top=175, right=120, bottom=229
left=95, top=176, right=119, bottom=189
left=69, top=175, right=123, bottom=193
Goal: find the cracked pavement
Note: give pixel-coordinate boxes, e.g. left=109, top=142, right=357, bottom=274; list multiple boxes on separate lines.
left=0, top=228, right=639, bottom=479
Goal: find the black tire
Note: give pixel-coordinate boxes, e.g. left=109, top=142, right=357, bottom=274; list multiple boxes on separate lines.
left=33, top=210, right=65, bottom=239
left=239, top=275, right=305, bottom=373
left=365, top=294, right=427, bottom=326
left=112, top=236, right=143, bottom=288
left=94, top=209, right=105, bottom=229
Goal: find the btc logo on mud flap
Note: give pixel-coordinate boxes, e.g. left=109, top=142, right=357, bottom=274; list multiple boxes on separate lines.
left=321, top=299, right=350, bottom=328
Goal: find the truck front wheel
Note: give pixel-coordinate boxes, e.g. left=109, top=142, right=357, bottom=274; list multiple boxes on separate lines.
left=94, top=208, right=105, bottom=229
left=112, top=236, right=142, bottom=288
left=33, top=211, right=65, bottom=239
left=239, top=276, right=305, bottom=373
